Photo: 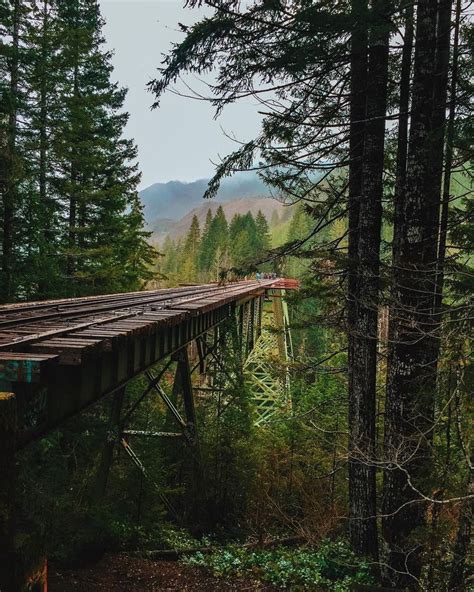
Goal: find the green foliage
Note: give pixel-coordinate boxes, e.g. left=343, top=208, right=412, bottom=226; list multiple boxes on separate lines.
left=159, top=525, right=213, bottom=551
left=256, top=210, right=271, bottom=251
left=184, top=541, right=373, bottom=590
left=0, top=0, right=156, bottom=301
left=179, top=214, right=201, bottom=282
left=285, top=206, right=314, bottom=277
left=159, top=206, right=278, bottom=285
left=229, top=212, right=258, bottom=267
left=199, top=204, right=229, bottom=278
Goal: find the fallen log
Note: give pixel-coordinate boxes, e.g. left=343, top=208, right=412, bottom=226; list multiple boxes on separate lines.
left=137, top=535, right=304, bottom=561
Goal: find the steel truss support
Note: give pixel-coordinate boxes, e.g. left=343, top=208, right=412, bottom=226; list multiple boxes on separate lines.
left=172, top=348, right=198, bottom=441
left=139, top=347, right=198, bottom=446
left=94, top=346, right=203, bottom=519
left=192, top=294, right=292, bottom=426
left=239, top=298, right=257, bottom=360
left=120, top=437, right=177, bottom=517
left=122, top=429, right=181, bottom=438
left=93, top=387, right=126, bottom=499
left=92, top=345, right=201, bottom=509
left=244, top=290, right=292, bottom=425
left=197, top=314, right=242, bottom=393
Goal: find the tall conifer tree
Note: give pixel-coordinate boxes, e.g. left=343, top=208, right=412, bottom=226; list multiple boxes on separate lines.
left=180, top=213, right=200, bottom=282
left=383, top=0, right=454, bottom=584
left=255, top=210, right=271, bottom=254
left=199, top=205, right=228, bottom=276
left=1, top=0, right=154, bottom=301
left=21, top=0, right=62, bottom=297
left=0, top=0, right=23, bottom=302
left=51, top=0, right=153, bottom=295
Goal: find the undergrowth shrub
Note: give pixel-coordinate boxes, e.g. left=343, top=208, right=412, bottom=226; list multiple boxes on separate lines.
left=184, top=540, right=373, bottom=590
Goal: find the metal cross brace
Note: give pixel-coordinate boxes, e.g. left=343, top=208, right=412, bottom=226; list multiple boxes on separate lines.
left=145, top=367, right=196, bottom=445
left=120, top=437, right=178, bottom=517
left=121, top=359, right=173, bottom=426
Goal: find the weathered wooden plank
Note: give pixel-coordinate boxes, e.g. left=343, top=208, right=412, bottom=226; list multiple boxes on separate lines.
left=30, top=338, right=102, bottom=365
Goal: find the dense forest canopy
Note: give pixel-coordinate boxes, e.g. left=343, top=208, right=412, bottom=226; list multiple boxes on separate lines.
left=0, top=0, right=155, bottom=301
left=0, top=0, right=472, bottom=591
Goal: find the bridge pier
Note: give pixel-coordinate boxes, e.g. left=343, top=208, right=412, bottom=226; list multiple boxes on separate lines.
left=93, top=386, right=126, bottom=499
left=0, top=392, right=17, bottom=592
left=0, top=391, right=48, bottom=592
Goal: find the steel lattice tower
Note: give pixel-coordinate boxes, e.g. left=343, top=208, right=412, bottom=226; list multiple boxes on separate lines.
left=244, top=290, right=293, bottom=425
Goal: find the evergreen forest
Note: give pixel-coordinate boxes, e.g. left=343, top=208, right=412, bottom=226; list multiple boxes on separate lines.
left=157, top=207, right=277, bottom=284
left=0, top=0, right=154, bottom=302
left=0, top=1, right=472, bottom=591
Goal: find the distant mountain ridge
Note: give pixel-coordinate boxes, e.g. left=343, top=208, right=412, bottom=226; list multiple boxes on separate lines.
left=150, top=197, right=290, bottom=245
left=139, top=171, right=270, bottom=225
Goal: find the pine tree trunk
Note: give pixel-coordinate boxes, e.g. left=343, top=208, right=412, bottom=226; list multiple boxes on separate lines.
left=347, top=0, right=367, bottom=358
left=349, top=0, right=390, bottom=563
left=392, top=2, right=414, bottom=255
left=1, top=0, right=20, bottom=303
left=434, top=0, right=461, bottom=316
left=38, top=0, right=49, bottom=298
left=347, top=0, right=369, bottom=555
left=67, top=61, right=79, bottom=288
left=424, top=0, right=452, bottom=370
left=382, top=0, right=452, bottom=586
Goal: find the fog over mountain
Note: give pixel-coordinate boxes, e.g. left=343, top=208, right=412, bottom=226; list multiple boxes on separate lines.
left=139, top=172, right=270, bottom=224
left=153, top=198, right=290, bottom=245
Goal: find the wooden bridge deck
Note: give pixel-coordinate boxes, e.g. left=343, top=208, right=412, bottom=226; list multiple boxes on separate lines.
left=0, top=280, right=285, bottom=447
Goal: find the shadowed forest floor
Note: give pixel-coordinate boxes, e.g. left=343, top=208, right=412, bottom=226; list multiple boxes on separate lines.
left=49, top=553, right=277, bottom=591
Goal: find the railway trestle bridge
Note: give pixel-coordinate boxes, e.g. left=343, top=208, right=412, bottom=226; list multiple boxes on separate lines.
left=0, top=279, right=296, bottom=591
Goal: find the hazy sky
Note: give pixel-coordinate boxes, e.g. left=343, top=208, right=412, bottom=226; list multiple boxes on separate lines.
left=99, top=0, right=262, bottom=189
